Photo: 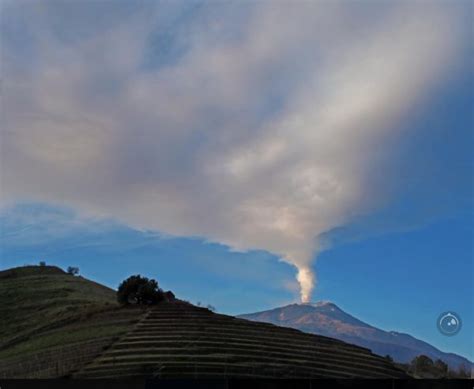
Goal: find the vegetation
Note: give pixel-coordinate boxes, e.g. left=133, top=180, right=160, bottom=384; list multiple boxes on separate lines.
left=67, top=266, right=79, bottom=276
left=195, top=301, right=216, bottom=311
left=117, top=275, right=164, bottom=305
left=397, top=355, right=471, bottom=378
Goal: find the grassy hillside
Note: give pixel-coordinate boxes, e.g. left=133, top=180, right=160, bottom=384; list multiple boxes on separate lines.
left=0, top=265, right=143, bottom=378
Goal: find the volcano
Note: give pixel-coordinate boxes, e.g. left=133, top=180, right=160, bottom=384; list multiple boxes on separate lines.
left=238, top=301, right=472, bottom=371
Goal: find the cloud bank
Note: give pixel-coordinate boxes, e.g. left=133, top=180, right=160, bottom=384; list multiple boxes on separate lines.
left=0, top=1, right=468, bottom=301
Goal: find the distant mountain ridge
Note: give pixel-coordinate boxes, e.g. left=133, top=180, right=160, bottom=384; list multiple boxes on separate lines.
left=238, top=301, right=472, bottom=371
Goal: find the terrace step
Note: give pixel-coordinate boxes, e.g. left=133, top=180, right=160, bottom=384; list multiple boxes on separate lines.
left=78, top=361, right=352, bottom=379
left=101, top=344, right=391, bottom=371
left=84, top=353, right=398, bottom=379
left=109, top=338, right=380, bottom=366
left=122, top=327, right=369, bottom=352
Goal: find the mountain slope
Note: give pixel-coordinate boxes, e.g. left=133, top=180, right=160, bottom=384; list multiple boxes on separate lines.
left=0, top=266, right=143, bottom=378
left=238, top=302, right=472, bottom=371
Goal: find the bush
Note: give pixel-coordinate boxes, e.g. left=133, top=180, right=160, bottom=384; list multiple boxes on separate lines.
left=117, top=275, right=164, bottom=305
left=407, top=355, right=462, bottom=378
left=67, top=266, right=79, bottom=276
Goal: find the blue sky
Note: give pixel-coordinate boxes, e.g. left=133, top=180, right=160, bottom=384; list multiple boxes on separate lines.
left=0, top=1, right=472, bottom=360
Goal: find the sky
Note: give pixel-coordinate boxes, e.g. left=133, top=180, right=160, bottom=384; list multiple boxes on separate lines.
left=0, top=1, right=472, bottom=360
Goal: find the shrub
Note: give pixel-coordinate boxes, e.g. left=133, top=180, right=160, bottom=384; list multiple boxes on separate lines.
left=117, top=275, right=164, bottom=305
left=67, top=266, right=79, bottom=276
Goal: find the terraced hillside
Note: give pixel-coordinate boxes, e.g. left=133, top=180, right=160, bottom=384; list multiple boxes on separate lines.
left=0, top=266, right=144, bottom=378
left=1, top=265, right=408, bottom=378
left=75, top=301, right=408, bottom=379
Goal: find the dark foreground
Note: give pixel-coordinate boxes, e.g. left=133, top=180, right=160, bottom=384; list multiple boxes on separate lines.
left=1, top=378, right=472, bottom=389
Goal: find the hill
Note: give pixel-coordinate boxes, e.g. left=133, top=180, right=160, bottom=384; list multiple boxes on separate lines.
left=0, top=266, right=407, bottom=379
left=238, top=301, right=472, bottom=372
left=73, top=301, right=407, bottom=379
left=0, top=266, right=143, bottom=378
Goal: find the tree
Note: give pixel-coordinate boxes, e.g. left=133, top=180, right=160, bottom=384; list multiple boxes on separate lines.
left=457, top=364, right=470, bottom=379
left=117, top=275, right=164, bottom=305
left=410, top=355, right=434, bottom=377
left=434, top=359, right=448, bottom=377
left=39, top=261, right=46, bottom=267
left=67, top=266, right=79, bottom=276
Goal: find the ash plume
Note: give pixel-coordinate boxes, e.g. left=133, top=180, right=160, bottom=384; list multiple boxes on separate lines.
left=0, top=1, right=467, bottom=301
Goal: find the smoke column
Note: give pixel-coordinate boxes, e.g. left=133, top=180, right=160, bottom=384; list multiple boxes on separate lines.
left=0, top=2, right=466, bottom=301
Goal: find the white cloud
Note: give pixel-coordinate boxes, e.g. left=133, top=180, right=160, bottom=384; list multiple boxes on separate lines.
left=0, top=1, right=468, bottom=301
